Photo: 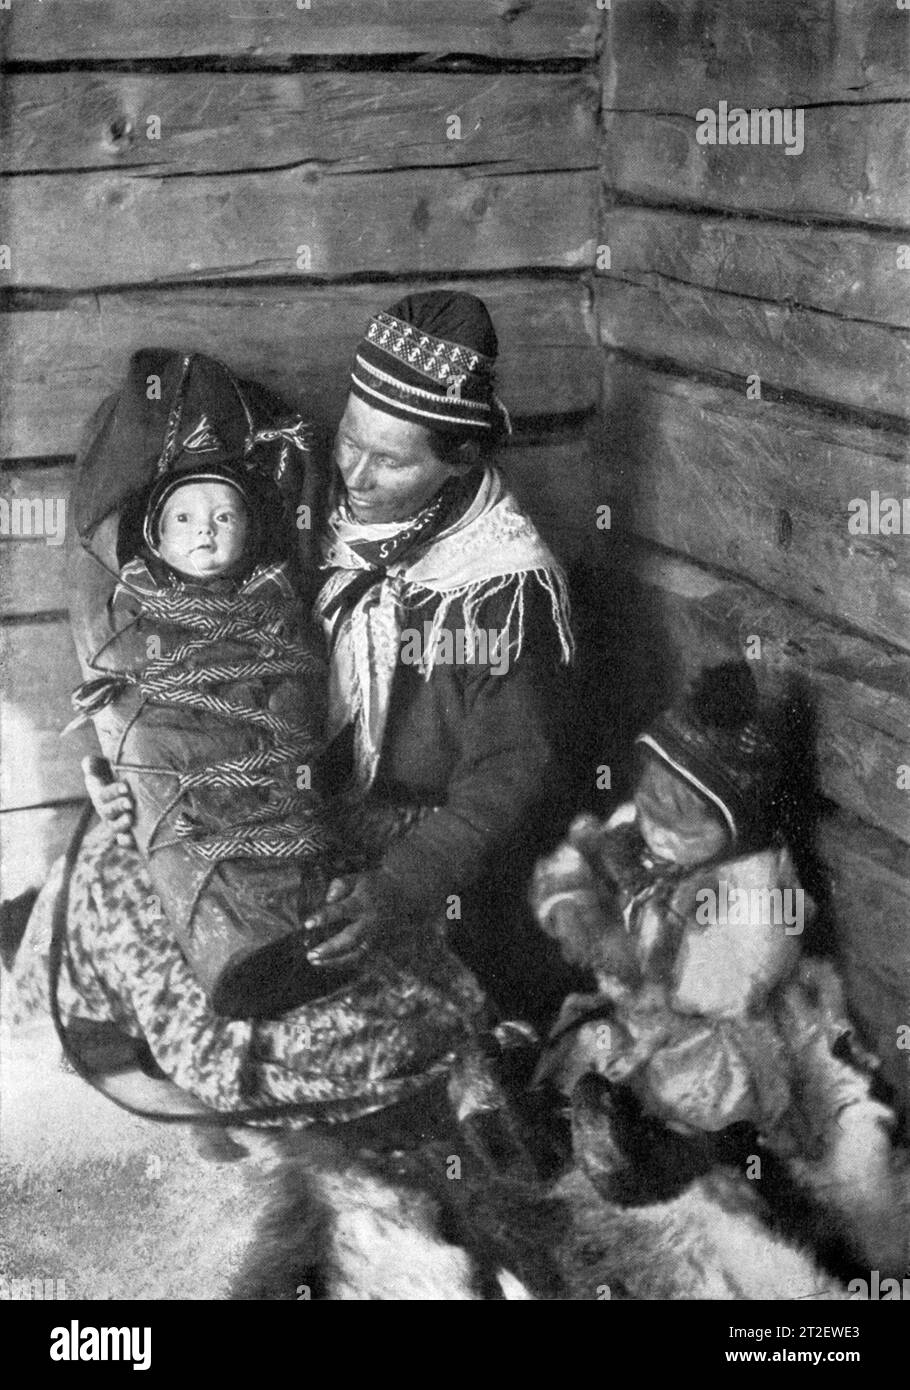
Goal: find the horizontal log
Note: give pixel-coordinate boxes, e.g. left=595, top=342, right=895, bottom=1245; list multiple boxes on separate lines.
left=598, top=360, right=910, bottom=653
left=1, top=72, right=598, bottom=176
left=0, top=802, right=85, bottom=900
left=597, top=274, right=910, bottom=421
left=0, top=466, right=71, bottom=618
left=603, top=207, right=910, bottom=330
left=819, top=814, right=910, bottom=1114
left=606, top=0, right=910, bottom=107
left=2, top=1, right=598, bottom=61
left=502, top=436, right=598, bottom=564
left=0, top=621, right=94, bottom=810
left=603, top=107, right=910, bottom=227
left=621, top=547, right=910, bottom=848
left=0, top=437, right=593, bottom=618
left=0, top=279, right=599, bottom=458
left=1, top=166, right=596, bottom=290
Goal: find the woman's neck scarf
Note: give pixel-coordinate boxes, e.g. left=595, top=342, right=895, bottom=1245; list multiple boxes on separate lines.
left=318, top=470, right=479, bottom=625
left=315, top=466, right=574, bottom=789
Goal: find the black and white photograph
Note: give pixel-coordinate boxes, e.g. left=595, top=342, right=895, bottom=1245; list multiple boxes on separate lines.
left=0, top=0, right=908, bottom=1341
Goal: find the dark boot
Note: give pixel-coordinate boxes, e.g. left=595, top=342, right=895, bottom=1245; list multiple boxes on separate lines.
left=571, top=1074, right=718, bottom=1206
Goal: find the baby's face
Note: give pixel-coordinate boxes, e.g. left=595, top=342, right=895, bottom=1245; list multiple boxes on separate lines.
left=156, top=481, right=249, bottom=579
left=634, top=753, right=731, bottom=867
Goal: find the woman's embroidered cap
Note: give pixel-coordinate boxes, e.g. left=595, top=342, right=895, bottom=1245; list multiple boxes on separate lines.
left=635, top=661, right=779, bottom=847
left=350, top=291, right=501, bottom=435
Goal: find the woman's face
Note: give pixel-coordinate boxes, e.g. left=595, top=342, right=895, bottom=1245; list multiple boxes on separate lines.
left=333, top=394, right=458, bottom=524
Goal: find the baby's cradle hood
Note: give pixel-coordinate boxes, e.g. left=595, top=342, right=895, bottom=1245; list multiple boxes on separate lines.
left=68, top=350, right=326, bottom=670
left=72, top=349, right=315, bottom=548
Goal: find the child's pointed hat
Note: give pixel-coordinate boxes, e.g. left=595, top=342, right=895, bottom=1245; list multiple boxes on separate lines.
left=636, top=661, right=780, bottom=847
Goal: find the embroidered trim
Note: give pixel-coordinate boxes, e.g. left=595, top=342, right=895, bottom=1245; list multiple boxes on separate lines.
left=366, top=311, right=494, bottom=387
left=353, top=354, right=489, bottom=411
left=156, top=354, right=193, bottom=475
left=245, top=417, right=314, bottom=455
left=181, top=414, right=224, bottom=454
left=351, top=369, right=492, bottom=430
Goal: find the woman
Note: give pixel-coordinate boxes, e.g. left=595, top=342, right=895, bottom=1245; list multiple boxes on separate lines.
left=13, top=291, right=575, bottom=1138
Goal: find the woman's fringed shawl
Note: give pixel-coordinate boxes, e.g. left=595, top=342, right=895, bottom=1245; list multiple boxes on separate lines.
left=315, top=468, right=574, bottom=789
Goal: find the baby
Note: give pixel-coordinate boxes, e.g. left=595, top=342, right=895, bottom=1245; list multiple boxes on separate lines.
left=72, top=452, right=335, bottom=1018
left=531, top=663, right=901, bottom=1268
left=148, top=474, right=250, bottom=583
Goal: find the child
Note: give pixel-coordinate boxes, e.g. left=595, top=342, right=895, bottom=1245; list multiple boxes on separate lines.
left=531, top=663, right=902, bottom=1269
left=68, top=353, right=338, bottom=1018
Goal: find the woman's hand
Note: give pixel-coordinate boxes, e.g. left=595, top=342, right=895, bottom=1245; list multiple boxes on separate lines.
left=304, top=870, right=400, bottom=969
left=82, top=755, right=136, bottom=847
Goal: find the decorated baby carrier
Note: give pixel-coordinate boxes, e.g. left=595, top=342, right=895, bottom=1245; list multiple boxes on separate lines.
left=67, top=350, right=337, bottom=1016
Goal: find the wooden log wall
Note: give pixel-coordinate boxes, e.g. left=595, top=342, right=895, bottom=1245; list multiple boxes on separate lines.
left=0, top=1, right=601, bottom=896
left=591, top=0, right=910, bottom=1115
left=0, top=2, right=907, bottom=1114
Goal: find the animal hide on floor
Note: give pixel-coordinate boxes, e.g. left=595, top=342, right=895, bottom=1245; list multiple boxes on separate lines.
left=228, top=1127, right=564, bottom=1300
left=3, top=961, right=904, bottom=1301
left=553, top=1168, right=848, bottom=1301
left=228, top=1128, right=854, bottom=1301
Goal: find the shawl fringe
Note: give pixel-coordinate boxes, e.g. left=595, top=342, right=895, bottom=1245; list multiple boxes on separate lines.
left=401, top=565, right=574, bottom=680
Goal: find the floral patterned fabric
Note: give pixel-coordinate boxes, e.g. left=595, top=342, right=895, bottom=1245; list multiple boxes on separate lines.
left=11, top=820, right=486, bottom=1127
